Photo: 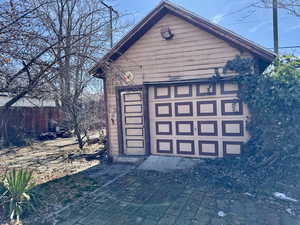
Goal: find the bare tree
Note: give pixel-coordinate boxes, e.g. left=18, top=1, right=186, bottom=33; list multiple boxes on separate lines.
left=0, top=0, right=66, bottom=145
left=0, top=0, right=129, bottom=148
left=33, top=0, right=125, bottom=150
left=255, top=0, right=300, bottom=17
left=0, top=0, right=56, bottom=106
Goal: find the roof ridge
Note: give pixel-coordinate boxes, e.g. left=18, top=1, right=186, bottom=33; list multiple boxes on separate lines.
left=89, top=1, right=276, bottom=75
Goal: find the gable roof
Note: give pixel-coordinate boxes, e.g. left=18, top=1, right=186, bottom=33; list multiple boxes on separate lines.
left=90, top=0, right=276, bottom=75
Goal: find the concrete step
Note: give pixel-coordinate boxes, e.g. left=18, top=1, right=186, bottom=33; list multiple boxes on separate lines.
left=113, top=155, right=146, bottom=164
left=138, top=155, right=204, bottom=172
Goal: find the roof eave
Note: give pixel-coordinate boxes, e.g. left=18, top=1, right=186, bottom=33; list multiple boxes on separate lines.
left=163, top=3, right=276, bottom=63
left=88, top=2, right=168, bottom=75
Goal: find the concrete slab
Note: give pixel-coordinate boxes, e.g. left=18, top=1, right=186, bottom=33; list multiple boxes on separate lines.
left=138, top=155, right=203, bottom=172
left=113, top=156, right=146, bottom=164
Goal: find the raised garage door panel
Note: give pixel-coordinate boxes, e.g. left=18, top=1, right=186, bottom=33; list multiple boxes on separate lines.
left=149, top=81, right=249, bottom=158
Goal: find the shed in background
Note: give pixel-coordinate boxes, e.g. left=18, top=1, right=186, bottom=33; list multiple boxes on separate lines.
left=0, top=93, right=61, bottom=146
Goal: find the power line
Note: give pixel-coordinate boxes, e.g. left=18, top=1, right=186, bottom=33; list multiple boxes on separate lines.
left=222, top=16, right=289, bottom=26
left=267, top=45, right=300, bottom=49
left=279, top=46, right=300, bottom=49
left=221, top=1, right=260, bottom=18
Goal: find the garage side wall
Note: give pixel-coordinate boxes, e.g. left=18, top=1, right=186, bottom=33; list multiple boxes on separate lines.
left=106, top=13, right=253, bottom=156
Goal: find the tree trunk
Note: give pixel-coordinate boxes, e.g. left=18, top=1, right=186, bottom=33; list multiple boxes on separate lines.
left=0, top=108, right=10, bottom=147
left=73, top=118, right=84, bottom=150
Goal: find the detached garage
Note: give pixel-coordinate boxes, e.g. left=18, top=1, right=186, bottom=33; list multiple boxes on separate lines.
left=90, top=1, right=275, bottom=160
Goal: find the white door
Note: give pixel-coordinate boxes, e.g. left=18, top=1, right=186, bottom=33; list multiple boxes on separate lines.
left=121, top=90, right=145, bottom=155
left=149, top=81, right=250, bottom=158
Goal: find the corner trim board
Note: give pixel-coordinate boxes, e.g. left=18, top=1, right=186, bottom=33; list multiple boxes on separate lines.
left=143, top=85, right=151, bottom=155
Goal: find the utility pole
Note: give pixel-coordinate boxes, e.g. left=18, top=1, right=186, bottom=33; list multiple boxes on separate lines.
left=273, top=0, right=279, bottom=54
left=101, top=1, right=118, bottom=48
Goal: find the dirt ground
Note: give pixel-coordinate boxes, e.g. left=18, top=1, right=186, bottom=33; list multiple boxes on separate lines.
left=0, top=136, right=101, bottom=185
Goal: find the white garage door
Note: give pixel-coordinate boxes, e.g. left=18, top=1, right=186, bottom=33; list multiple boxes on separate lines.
left=149, top=81, right=250, bottom=158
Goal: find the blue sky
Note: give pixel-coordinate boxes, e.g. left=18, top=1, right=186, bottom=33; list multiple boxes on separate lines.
left=112, top=0, right=300, bottom=55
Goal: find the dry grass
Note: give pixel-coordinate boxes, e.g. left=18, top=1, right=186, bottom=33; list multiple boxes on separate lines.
left=0, top=136, right=108, bottom=224
left=0, top=137, right=101, bottom=185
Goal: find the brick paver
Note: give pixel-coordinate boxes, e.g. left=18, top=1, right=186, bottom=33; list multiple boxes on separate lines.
left=28, top=166, right=300, bottom=225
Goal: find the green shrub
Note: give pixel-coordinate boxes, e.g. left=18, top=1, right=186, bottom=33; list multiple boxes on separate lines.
left=235, top=56, right=300, bottom=166
left=1, top=169, right=35, bottom=223
left=200, top=55, right=300, bottom=189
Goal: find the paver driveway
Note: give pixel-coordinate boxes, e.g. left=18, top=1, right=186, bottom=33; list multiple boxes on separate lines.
left=29, top=164, right=300, bottom=225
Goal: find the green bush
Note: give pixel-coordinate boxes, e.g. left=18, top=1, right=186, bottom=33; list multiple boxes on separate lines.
left=1, top=169, right=35, bottom=223
left=200, top=55, right=300, bottom=189
left=235, top=56, right=300, bottom=165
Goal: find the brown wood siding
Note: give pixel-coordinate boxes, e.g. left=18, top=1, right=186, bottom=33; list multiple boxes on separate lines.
left=106, top=13, right=253, bottom=156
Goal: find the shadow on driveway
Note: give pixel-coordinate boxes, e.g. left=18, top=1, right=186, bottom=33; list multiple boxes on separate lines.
left=22, top=163, right=300, bottom=225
